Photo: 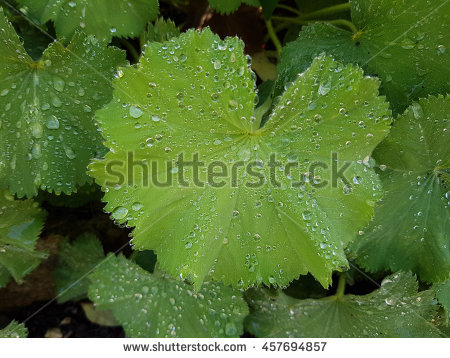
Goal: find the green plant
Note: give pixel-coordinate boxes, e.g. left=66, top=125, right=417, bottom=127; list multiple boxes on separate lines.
left=0, top=0, right=448, bottom=338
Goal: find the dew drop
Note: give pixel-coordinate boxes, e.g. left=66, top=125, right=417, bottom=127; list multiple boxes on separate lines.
left=53, top=77, right=65, bottom=92
left=302, top=210, right=312, bottom=221
left=31, top=123, right=43, bottom=139
left=51, top=96, right=62, bottom=107
left=318, top=81, right=331, bottom=96
left=112, top=206, right=128, bottom=220
left=129, top=105, right=143, bottom=119
left=343, top=184, right=352, bottom=195
left=64, top=147, right=76, bottom=159
left=225, top=322, right=237, bottom=336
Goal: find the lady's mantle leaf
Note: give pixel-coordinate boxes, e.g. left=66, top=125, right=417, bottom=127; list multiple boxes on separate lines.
left=54, top=233, right=105, bottom=303
left=208, top=0, right=260, bottom=15
left=90, top=28, right=391, bottom=289
left=351, top=96, right=450, bottom=284
left=245, top=272, right=442, bottom=338
left=0, top=10, right=126, bottom=197
left=0, top=320, right=28, bottom=338
left=276, top=0, right=450, bottom=114
left=16, top=0, right=159, bottom=41
left=0, top=190, right=47, bottom=287
left=87, top=254, right=249, bottom=338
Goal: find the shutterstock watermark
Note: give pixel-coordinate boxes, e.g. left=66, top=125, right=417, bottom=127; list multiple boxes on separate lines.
left=103, top=152, right=354, bottom=189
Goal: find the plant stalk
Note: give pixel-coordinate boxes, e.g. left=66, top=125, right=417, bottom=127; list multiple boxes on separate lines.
left=276, top=4, right=303, bottom=16
left=120, top=38, right=140, bottom=63
left=265, top=19, right=282, bottom=58
left=301, top=3, right=351, bottom=20
left=336, top=273, right=347, bottom=299
left=271, top=16, right=357, bottom=33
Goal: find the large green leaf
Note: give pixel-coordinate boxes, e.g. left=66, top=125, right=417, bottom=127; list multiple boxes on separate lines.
left=208, top=0, right=260, bottom=14
left=351, top=96, right=450, bottom=284
left=0, top=321, right=28, bottom=338
left=0, top=9, right=126, bottom=197
left=87, top=254, right=249, bottom=338
left=16, top=0, right=159, bottom=41
left=54, top=233, right=105, bottom=303
left=90, top=28, right=391, bottom=289
left=276, top=0, right=450, bottom=114
left=246, top=272, right=442, bottom=337
left=0, top=190, right=47, bottom=287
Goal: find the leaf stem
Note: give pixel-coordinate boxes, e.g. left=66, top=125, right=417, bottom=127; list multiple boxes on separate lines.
left=119, top=38, right=140, bottom=63
left=271, top=16, right=357, bottom=33
left=327, top=19, right=358, bottom=33
left=271, top=16, right=309, bottom=25
left=265, top=19, right=282, bottom=58
left=301, top=3, right=350, bottom=20
left=275, top=4, right=302, bottom=16
left=336, top=273, right=347, bottom=299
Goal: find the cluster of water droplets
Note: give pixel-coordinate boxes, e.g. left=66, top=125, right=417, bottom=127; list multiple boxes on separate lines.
left=90, top=256, right=247, bottom=337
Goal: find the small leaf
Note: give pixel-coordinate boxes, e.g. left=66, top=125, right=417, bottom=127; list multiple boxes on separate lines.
left=81, top=302, right=120, bottom=327
left=87, top=254, right=249, bottom=338
left=0, top=190, right=47, bottom=287
left=16, top=0, right=159, bottom=41
left=0, top=9, right=126, bottom=197
left=351, top=95, right=450, bottom=284
left=54, top=233, right=105, bottom=303
left=209, top=0, right=260, bottom=14
left=276, top=0, right=450, bottom=113
left=90, top=29, right=391, bottom=289
left=0, top=320, right=28, bottom=338
left=145, top=18, right=180, bottom=44
left=246, top=272, right=442, bottom=337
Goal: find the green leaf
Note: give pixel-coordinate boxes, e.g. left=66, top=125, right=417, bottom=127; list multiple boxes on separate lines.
left=0, top=9, right=126, bottom=197
left=0, top=190, right=47, bottom=287
left=435, top=280, right=450, bottom=323
left=276, top=0, right=450, bottom=114
left=131, top=250, right=157, bottom=273
left=246, top=272, right=442, bottom=337
left=0, top=321, right=28, bottom=338
left=209, top=0, right=260, bottom=14
left=7, top=11, right=52, bottom=60
left=87, top=254, right=249, bottom=338
left=0, top=267, right=11, bottom=287
left=54, top=233, right=105, bottom=303
left=35, top=183, right=103, bottom=208
left=90, top=29, right=391, bottom=289
left=144, top=18, right=180, bottom=44
left=16, top=0, right=159, bottom=41
left=351, top=96, right=450, bottom=284
left=81, top=302, right=120, bottom=327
